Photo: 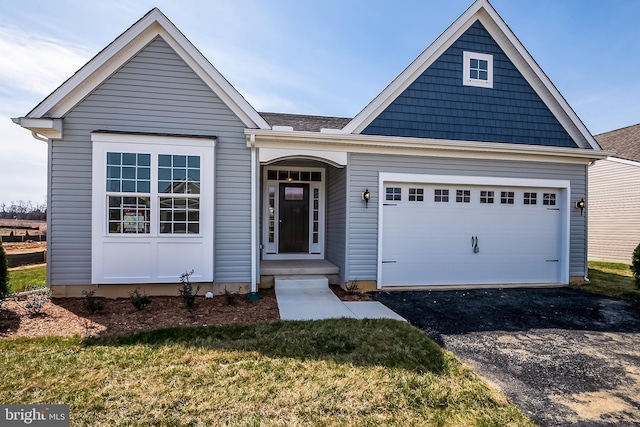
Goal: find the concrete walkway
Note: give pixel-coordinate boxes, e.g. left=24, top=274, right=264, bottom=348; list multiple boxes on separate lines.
left=274, top=276, right=405, bottom=321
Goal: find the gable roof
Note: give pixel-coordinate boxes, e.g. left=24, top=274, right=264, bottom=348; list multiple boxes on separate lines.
left=22, top=8, right=269, bottom=130
left=260, top=112, right=351, bottom=132
left=341, top=0, right=600, bottom=151
left=595, top=123, right=640, bottom=162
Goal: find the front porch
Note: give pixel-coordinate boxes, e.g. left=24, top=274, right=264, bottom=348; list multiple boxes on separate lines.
left=259, top=259, right=341, bottom=288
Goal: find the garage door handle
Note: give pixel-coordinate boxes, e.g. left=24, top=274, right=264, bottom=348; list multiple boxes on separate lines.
left=471, top=236, right=479, bottom=253
left=382, top=260, right=397, bottom=264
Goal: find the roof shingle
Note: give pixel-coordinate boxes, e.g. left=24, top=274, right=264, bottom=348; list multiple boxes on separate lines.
left=259, top=112, right=351, bottom=133
left=595, top=123, right=640, bottom=162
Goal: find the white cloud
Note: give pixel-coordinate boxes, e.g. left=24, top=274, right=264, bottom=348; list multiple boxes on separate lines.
left=0, top=25, right=90, bottom=96
left=0, top=114, right=47, bottom=204
left=0, top=24, right=91, bottom=204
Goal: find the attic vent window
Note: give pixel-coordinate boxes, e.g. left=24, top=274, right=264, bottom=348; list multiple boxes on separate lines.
left=463, top=51, right=493, bottom=88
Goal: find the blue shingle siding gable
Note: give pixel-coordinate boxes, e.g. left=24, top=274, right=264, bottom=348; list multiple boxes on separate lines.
left=362, top=21, right=578, bottom=148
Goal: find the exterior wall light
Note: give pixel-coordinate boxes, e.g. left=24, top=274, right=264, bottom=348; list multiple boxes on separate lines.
left=576, top=198, right=585, bottom=216
left=362, top=189, right=371, bottom=208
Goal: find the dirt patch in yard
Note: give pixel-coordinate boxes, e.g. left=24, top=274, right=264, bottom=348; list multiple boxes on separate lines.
left=3, top=241, right=46, bottom=254
left=1, top=289, right=279, bottom=338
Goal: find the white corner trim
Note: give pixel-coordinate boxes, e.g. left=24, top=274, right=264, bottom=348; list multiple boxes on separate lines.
left=27, top=9, right=269, bottom=130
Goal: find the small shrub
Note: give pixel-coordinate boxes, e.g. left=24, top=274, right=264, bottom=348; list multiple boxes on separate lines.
left=20, top=288, right=53, bottom=317
left=179, top=270, right=199, bottom=310
left=25, top=230, right=29, bottom=238
left=224, top=287, right=237, bottom=306
left=9, top=231, right=13, bottom=237
left=631, top=242, right=640, bottom=289
left=346, top=279, right=360, bottom=294
left=82, top=290, right=105, bottom=314
left=130, top=288, right=151, bottom=310
left=0, top=241, right=9, bottom=302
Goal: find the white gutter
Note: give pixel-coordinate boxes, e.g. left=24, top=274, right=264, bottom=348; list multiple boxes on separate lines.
left=11, top=117, right=63, bottom=140
left=245, top=129, right=610, bottom=162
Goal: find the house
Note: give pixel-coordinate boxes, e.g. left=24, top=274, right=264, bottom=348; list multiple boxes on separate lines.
left=13, top=0, right=606, bottom=297
left=589, top=124, right=640, bottom=264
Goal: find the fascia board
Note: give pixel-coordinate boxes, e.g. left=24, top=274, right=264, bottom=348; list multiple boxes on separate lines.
left=153, top=14, right=270, bottom=130
left=342, top=1, right=483, bottom=135
left=27, top=9, right=269, bottom=130
left=478, top=3, right=600, bottom=151
left=27, top=9, right=165, bottom=118
left=605, top=157, right=640, bottom=167
left=247, top=129, right=612, bottom=163
left=342, top=0, right=600, bottom=152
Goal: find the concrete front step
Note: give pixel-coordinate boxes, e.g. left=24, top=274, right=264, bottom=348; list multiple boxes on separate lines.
left=275, top=275, right=329, bottom=290
left=261, top=260, right=339, bottom=276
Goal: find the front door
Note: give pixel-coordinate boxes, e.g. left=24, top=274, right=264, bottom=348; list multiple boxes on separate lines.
left=279, top=183, right=309, bottom=253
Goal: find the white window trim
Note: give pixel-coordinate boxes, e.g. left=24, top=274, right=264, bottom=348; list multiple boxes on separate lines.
left=463, top=51, right=494, bottom=88
left=91, top=132, right=215, bottom=284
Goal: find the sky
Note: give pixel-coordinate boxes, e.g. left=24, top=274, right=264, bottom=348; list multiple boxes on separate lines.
left=1, top=0, right=639, bottom=206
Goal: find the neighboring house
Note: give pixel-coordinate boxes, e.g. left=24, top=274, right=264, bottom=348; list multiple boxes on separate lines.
left=589, top=124, right=640, bottom=264
left=13, top=0, right=606, bottom=297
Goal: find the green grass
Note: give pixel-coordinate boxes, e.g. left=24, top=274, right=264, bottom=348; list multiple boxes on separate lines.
left=0, top=319, right=533, bottom=426
left=7, top=264, right=46, bottom=294
left=582, top=261, right=640, bottom=302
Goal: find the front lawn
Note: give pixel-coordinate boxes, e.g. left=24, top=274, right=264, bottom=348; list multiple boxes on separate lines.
left=7, top=264, right=46, bottom=294
left=583, top=261, right=639, bottom=302
left=0, top=319, right=533, bottom=426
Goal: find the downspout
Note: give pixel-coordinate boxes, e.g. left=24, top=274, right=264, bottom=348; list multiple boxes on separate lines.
left=248, top=133, right=262, bottom=300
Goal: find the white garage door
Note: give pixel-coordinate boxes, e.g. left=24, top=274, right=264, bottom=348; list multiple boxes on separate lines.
left=380, top=182, right=563, bottom=286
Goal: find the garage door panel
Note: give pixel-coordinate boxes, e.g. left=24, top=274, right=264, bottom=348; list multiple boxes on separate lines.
left=381, top=183, right=562, bottom=286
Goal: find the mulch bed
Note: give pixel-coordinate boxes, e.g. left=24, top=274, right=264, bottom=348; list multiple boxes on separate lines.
left=0, top=289, right=280, bottom=338
left=1, top=286, right=371, bottom=339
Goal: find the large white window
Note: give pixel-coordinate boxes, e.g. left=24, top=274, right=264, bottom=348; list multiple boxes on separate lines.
left=158, top=154, right=201, bottom=234
left=105, top=152, right=201, bottom=235
left=106, top=152, right=151, bottom=234
left=463, top=51, right=494, bottom=88
left=91, top=133, right=215, bottom=284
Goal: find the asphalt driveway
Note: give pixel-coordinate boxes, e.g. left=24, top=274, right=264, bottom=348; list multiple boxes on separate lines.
left=371, top=288, right=640, bottom=426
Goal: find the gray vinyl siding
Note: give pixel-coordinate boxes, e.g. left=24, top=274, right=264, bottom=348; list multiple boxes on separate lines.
left=346, top=153, right=588, bottom=281
left=326, top=166, right=346, bottom=279
left=49, top=36, right=250, bottom=285
left=588, top=159, right=640, bottom=264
